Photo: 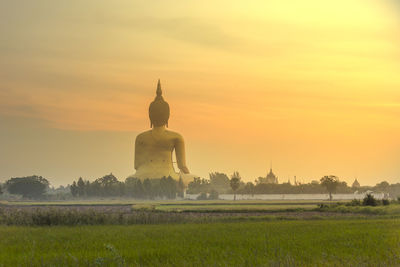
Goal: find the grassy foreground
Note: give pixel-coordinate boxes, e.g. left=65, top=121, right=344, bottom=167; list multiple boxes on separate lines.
left=0, top=219, right=399, bottom=266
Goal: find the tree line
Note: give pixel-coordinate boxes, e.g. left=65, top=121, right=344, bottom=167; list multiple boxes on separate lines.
left=70, top=174, right=185, bottom=199
left=1, top=173, right=399, bottom=200
left=187, top=173, right=399, bottom=200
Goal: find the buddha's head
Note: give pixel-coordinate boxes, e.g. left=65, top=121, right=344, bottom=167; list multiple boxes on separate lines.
left=149, top=79, right=170, bottom=128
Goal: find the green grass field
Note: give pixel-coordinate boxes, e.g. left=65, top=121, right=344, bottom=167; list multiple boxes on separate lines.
left=1, top=200, right=399, bottom=266
left=0, top=219, right=399, bottom=266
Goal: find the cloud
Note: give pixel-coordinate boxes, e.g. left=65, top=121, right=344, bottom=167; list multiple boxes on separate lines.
left=101, top=16, right=241, bottom=49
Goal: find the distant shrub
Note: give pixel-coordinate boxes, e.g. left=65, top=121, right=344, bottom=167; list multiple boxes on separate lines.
left=346, top=199, right=361, bottom=206
left=363, top=194, right=378, bottom=206
left=382, top=199, right=390, bottom=206
left=397, top=196, right=400, bottom=203
left=196, top=192, right=208, bottom=200
left=208, top=190, right=219, bottom=200
left=319, top=203, right=341, bottom=209
left=317, top=203, right=329, bottom=209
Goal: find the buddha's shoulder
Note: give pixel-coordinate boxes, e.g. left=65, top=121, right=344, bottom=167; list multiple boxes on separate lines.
left=135, top=130, right=183, bottom=140
left=164, top=129, right=184, bottom=140
left=135, top=130, right=152, bottom=140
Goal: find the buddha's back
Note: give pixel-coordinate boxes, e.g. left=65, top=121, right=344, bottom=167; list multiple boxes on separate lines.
left=133, top=129, right=182, bottom=180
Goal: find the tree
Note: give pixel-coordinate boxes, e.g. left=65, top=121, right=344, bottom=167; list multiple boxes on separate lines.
left=0, top=184, right=3, bottom=195
left=196, top=192, right=208, bottom=200
left=177, top=176, right=185, bottom=198
left=6, top=175, right=49, bottom=199
left=90, top=181, right=101, bottom=197
left=118, top=181, right=125, bottom=196
left=375, top=181, right=390, bottom=193
left=209, top=172, right=230, bottom=193
left=125, top=177, right=138, bottom=197
left=143, top=178, right=152, bottom=199
left=126, top=177, right=145, bottom=198
left=70, top=181, right=78, bottom=197
left=243, top=182, right=255, bottom=196
left=85, top=181, right=92, bottom=196
left=208, top=190, right=219, bottom=200
left=320, top=175, right=340, bottom=201
left=159, top=176, right=177, bottom=199
left=230, top=171, right=241, bottom=201
left=94, top=173, right=120, bottom=196
left=133, top=179, right=144, bottom=198
left=187, top=177, right=210, bottom=194
left=77, top=177, right=85, bottom=197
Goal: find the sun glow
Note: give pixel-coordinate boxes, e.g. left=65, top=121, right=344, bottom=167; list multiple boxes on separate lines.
left=0, top=0, right=399, bottom=185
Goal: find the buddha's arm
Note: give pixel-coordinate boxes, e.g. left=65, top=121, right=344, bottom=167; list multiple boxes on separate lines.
left=175, top=135, right=189, bottom=174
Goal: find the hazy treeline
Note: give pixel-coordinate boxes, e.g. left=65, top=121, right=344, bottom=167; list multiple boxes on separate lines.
left=1, top=173, right=399, bottom=200
left=187, top=172, right=400, bottom=197
left=69, top=174, right=185, bottom=199
left=0, top=174, right=184, bottom=200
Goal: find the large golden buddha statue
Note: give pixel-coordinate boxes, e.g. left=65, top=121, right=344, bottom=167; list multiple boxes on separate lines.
left=131, top=80, right=191, bottom=183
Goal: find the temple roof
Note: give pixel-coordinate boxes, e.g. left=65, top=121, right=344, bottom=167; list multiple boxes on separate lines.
left=352, top=179, right=360, bottom=188
left=267, top=168, right=276, bottom=179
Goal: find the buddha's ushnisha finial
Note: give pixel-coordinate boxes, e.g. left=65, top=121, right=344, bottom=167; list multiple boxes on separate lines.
left=156, top=79, right=163, bottom=100
left=149, top=79, right=169, bottom=128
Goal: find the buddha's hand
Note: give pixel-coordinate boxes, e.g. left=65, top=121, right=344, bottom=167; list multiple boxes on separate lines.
left=180, top=166, right=190, bottom=174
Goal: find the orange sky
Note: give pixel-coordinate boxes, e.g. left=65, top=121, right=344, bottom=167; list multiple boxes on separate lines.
left=0, top=0, right=399, bottom=186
